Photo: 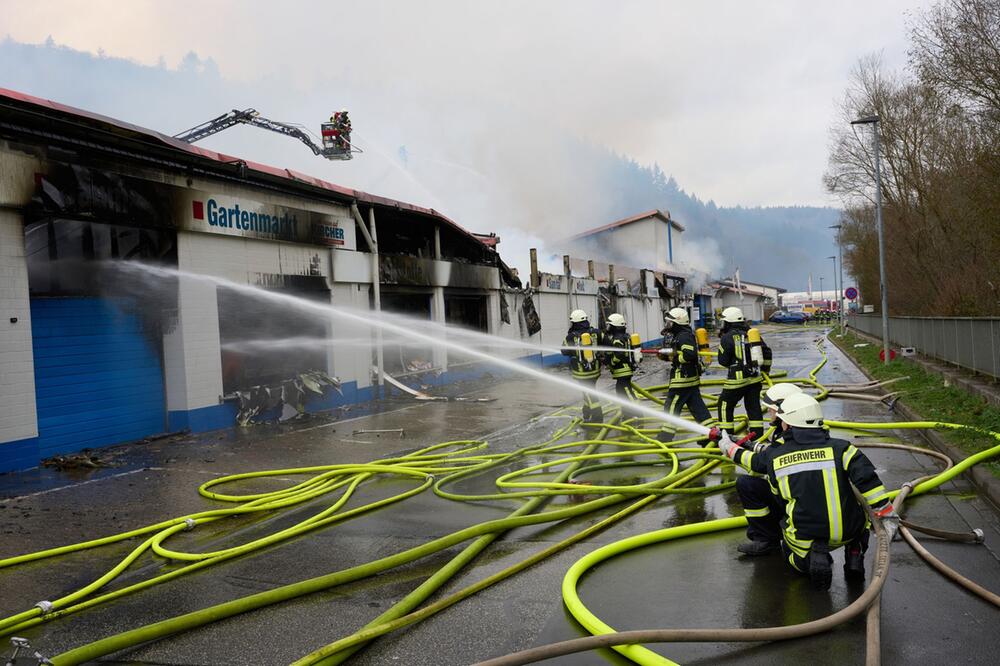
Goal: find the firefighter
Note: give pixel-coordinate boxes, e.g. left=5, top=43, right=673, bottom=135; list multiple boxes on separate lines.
left=657, top=307, right=716, bottom=442
left=602, top=313, right=638, bottom=417
left=732, top=382, right=802, bottom=556
left=716, top=306, right=772, bottom=436
left=717, top=392, right=900, bottom=590
left=561, top=309, right=602, bottom=424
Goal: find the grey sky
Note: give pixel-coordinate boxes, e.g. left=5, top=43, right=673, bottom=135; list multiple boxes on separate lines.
left=4, top=0, right=927, bottom=207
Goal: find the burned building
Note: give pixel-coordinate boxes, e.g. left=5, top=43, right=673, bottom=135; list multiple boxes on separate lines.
left=0, top=88, right=517, bottom=472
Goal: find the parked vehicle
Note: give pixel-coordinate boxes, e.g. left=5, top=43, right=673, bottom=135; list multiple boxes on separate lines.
left=769, top=310, right=808, bottom=324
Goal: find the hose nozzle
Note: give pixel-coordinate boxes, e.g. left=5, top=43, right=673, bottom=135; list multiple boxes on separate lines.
left=707, top=426, right=722, bottom=442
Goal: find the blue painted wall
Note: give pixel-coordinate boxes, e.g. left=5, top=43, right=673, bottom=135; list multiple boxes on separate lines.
left=2, top=327, right=664, bottom=474
left=30, top=298, right=167, bottom=460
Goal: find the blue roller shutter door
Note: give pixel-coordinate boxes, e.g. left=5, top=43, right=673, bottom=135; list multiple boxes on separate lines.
left=31, top=297, right=166, bottom=459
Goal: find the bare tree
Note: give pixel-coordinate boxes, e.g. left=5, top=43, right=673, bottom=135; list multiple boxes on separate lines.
left=910, top=0, right=1000, bottom=122
left=825, top=0, right=1000, bottom=316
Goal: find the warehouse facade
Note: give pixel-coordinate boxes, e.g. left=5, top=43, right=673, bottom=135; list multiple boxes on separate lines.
left=0, top=89, right=518, bottom=472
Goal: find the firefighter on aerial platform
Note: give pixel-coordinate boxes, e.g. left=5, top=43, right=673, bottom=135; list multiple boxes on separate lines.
left=716, top=306, right=772, bottom=437
left=717, top=392, right=900, bottom=590
left=601, top=313, right=640, bottom=418
left=561, top=309, right=603, bottom=424
left=657, top=307, right=717, bottom=442
left=329, top=109, right=352, bottom=150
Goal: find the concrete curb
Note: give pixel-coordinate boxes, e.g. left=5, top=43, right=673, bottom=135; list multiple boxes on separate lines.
left=828, top=331, right=1000, bottom=513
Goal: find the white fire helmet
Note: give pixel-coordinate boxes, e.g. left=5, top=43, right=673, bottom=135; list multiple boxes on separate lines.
left=721, top=306, right=746, bottom=323
left=762, top=383, right=803, bottom=410
left=664, top=307, right=690, bottom=326
left=607, top=313, right=626, bottom=328
left=570, top=309, right=588, bottom=323
left=776, top=393, right=824, bottom=428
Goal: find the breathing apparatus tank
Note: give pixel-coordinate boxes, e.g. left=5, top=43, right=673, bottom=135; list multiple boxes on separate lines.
left=629, top=333, right=642, bottom=364
left=580, top=332, right=594, bottom=363
left=695, top=327, right=710, bottom=351
left=748, top=327, right=764, bottom=366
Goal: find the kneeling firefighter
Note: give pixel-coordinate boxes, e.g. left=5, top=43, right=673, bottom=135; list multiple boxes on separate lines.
left=657, top=307, right=717, bottom=442
left=601, top=313, right=641, bottom=417
left=733, top=382, right=802, bottom=556
left=717, top=392, right=900, bottom=590
left=716, top=306, right=772, bottom=436
left=561, top=309, right=603, bottom=424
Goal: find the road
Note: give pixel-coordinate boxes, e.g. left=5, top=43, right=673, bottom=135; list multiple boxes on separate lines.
left=1, top=328, right=998, bottom=665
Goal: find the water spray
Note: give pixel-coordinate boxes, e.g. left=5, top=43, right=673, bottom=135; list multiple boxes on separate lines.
left=122, top=263, right=710, bottom=436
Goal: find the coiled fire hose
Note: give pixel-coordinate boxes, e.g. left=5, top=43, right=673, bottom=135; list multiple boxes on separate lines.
left=0, top=336, right=997, bottom=666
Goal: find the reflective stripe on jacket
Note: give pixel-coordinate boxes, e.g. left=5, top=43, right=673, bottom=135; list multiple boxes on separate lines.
left=733, top=427, right=890, bottom=551
left=562, top=325, right=601, bottom=379
left=717, top=324, right=772, bottom=388
left=602, top=329, right=635, bottom=379
left=666, top=327, right=701, bottom=388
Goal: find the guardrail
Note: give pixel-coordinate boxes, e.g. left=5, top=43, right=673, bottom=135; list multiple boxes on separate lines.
left=848, top=313, right=1000, bottom=380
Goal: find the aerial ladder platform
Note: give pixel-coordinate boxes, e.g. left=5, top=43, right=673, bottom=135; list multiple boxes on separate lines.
left=173, top=108, right=359, bottom=160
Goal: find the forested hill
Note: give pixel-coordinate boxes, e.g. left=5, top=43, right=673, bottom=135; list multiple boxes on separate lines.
left=598, top=156, right=841, bottom=290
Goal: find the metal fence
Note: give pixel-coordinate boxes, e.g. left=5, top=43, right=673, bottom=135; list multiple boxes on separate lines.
left=848, top=314, right=1000, bottom=380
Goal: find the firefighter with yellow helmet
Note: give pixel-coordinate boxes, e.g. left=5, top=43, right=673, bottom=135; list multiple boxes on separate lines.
left=657, top=307, right=717, bottom=442
left=717, top=392, right=899, bottom=590
left=561, top=309, right=603, bottom=424
left=716, top=306, right=772, bottom=436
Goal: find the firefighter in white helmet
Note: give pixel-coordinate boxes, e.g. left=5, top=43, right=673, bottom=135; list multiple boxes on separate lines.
left=716, top=306, right=771, bottom=436
left=657, top=307, right=717, bottom=442
left=733, top=382, right=802, bottom=557
left=561, top=309, right=603, bottom=424
left=717, top=392, right=899, bottom=590
left=759, top=382, right=803, bottom=448
left=601, top=313, right=639, bottom=417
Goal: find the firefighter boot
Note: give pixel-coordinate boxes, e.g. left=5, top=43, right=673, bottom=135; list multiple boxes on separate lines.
left=844, top=543, right=865, bottom=581
left=808, top=542, right=833, bottom=590
left=737, top=540, right=779, bottom=556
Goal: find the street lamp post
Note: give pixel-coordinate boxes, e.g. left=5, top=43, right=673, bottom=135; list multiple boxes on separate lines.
left=828, top=255, right=838, bottom=328
left=830, top=224, right=845, bottom=331
left=851, top=115, right=890, bottom=364
left=820, top=276, right=824, bottom=303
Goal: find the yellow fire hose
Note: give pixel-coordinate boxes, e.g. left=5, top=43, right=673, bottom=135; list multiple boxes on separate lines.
left=0, top=336, right=997, bottom=666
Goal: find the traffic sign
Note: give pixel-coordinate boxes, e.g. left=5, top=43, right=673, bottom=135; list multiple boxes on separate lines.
left=845, top=287, right=858, bottom=300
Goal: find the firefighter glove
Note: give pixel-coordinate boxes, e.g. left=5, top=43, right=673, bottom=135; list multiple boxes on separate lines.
left=874, top=503, right=901, bottom=542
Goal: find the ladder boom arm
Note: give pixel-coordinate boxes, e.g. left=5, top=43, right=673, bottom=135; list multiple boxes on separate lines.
left=173, top=109, right=258, bottom=144
left=173, top=108, right=323, bottom=156
left=245, top=116, right=323, bottom=156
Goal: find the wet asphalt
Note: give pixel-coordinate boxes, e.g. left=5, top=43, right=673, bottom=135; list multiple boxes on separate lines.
left=1, top=328, right=998, bottom=665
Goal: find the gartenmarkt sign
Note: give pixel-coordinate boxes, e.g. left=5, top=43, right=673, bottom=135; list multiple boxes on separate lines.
left=180, top=192, right=357, bottom=250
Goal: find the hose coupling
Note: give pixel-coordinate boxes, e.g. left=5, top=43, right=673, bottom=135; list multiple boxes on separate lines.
left=184, top=518, right=197, bottom=531
left=973, top=528, right=985, bottom=544
left=34, top=600, right=53, bottom=615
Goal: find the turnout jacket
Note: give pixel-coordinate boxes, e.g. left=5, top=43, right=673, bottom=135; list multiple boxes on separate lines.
left=733, top=427, right=891, bottom=550
left=717, top=323, right=772, bottom=388
left=602, top=328, right=636, bottom=379
left=562, top=322, right=601, bottom=380
left=663, top=325, right=702, bottom=389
